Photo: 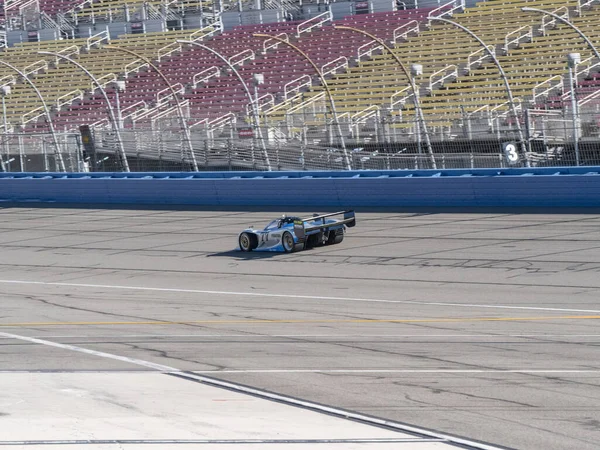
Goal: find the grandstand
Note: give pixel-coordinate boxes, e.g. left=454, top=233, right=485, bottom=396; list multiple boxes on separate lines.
left=0, top=0, right=599, bottom=171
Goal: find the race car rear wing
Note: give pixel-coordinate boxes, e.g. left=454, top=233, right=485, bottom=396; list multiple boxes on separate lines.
left=302, top=210, right=356, bottom=232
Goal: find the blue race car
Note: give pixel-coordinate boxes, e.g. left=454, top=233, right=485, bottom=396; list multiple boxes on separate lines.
left=238, top=210, right=356, bottom=252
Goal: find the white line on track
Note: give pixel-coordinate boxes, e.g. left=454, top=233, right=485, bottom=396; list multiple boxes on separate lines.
left=0, top=331, right=175, bottom=371
left=0, top=329, right=503, bottom=450
left=189, top=369, right=600, bottom=374
left=1, top=278, right=599, bottom=314
left=2, top=333, right=600, bottom=339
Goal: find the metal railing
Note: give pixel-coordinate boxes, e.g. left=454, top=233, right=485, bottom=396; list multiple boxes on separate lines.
left=284, top=75, right=312, bottom=100
left=390, top=87, right=414, bottom=109
left=321, top=57, right=348, bottom=76
left=504, top=25, right=532, bottom=54
left=540, top=6, right=569, bottom=36
left=56, top=90, right=84, bottom=109
left=262, top=33, right=289, bottom=54
left=86, top=30, right=109, bottom=50
left=532, top=75, right=563, bottom=105
left=428, top=65, right=457, bottom=92
left=357, top=41, right=383, bottom=59
left=228, top=49, right=255, bottom=67
left=192, top=66, right=221, bottom=88
left=467, top=46, right=494, bottom=73
left=427, top=0, right=464, bottom=23
left=297, top=11, right=332, bottom=37
left=392, top=20, right=420, bottom=45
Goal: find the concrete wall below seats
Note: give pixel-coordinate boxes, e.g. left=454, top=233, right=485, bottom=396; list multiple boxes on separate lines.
left=1, top=167, right=600, bottom=209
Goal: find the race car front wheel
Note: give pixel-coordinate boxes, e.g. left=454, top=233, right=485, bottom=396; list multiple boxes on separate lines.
left=282, top=231, right=295, bottom=253
left=239, top=232, right=255, bottom=252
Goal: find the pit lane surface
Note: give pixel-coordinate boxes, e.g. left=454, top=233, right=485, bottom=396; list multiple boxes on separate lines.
left=1, top=207, right=600, bottom=450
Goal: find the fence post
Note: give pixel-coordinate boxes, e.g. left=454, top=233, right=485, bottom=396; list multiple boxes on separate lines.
left=0, top=128, right=7, bottom=172
left=524, top=108, right=533, bottom=161
left=414, top=105, right=422, bottom=169
left=17, top=135, right=25, bottom=172
left=302, top=123, right=308, bottom=146
left=541, top=115, right=550, bottom=164
left=19, top=136, right=25, bottom=172
left=204, top=139, right=210, bottom=170
left=65, top=133, right=75, bottom=172
left=300, top=145, right=306, bottom=171
left=226, top=138, right=232, bottom=171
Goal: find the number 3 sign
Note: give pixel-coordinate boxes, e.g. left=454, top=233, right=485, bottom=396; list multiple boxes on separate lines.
left=502, top=142, right=520, bottom=165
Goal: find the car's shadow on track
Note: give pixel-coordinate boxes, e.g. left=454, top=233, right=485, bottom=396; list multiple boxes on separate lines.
left=207, top=250, right=296, bottom=259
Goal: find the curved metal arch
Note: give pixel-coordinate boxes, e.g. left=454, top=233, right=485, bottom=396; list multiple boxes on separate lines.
left=0, top=59, right=65, bottom=172
left=334, top=25, right=436, bottom=169
left=177, top=39, right=272, bottom=172
left=253, top=33, right=351, bottom=170
left=522, top=7, right=600, bottom=61
left=105, top=45, right=198, bottom=172
left=429, top=17, right=530, bottom=167
left=39, top=51, right=130, bottom=172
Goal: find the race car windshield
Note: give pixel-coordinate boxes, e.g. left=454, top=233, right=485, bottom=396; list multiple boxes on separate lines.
left=264, top=220, right=281, bottom=230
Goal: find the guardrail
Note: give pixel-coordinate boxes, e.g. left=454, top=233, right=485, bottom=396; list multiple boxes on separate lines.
left=192, top=66, right=221, bottom=88
left=491, top=98, right=521, bottom=119
left=3, top=167, right=600, bottom=208
left=428, top=0, right=463, bottom=23
left=124, top=59, right=149, bottom=78
left=428, top=65, right=457, bottom=92
left=357, top=41, right=382, bottom=59
left=121, top=101, right=147, bottom=120
left=532, top=75, right=563, bottom=104
left=157, top=42, right=181, bottom=62
left=577, top=0, right=599, bottom=16
left=246, top=93, right=275, bottom=115
left=504, top=25, right=532, bottom=54
left=321, top=57, right=348, bottom=76
left=95, top=73, right=116, bottom=90
left=297, top=11, right=332, bottom=37
left=390, top=87, right=413, bottom=109
left=540, top=6, right=569, bottom=36
left=86, top=30, right=109, bottom=50
left=56, top=89, right=84, bottom=109
left=23, top=60, right=48, bottom=77
left=156, top=83, right=184, bottom=104
left=0, top=75, right=16, bottom=88
left=284, top=75, right=312, bottom=100
left=284, top=92, right=325, bottom=116
left=189, top=25, right=217, bottom=42
left=21, top=106, right=46, bottom=125
left=55, top=45, right=80, bottom=64
left=392, top=20, right=420, bottom=44
left=466, top=46, right=494, bottom=73
left=262, top=33, right=289, bottom=54
left=229, top=49, right=255, bottom=67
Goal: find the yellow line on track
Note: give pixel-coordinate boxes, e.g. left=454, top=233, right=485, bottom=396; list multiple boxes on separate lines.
left=1, top=315, right=600, bottom=327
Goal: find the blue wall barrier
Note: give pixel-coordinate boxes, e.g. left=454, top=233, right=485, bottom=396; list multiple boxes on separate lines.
left=2, top=167, right=600, bottom=208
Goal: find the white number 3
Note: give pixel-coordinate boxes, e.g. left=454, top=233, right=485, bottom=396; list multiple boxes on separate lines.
left=503, top=143, right=519, bottom=164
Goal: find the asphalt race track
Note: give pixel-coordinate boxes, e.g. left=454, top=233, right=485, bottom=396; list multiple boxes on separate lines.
left=1, top=207, right=600, bottom=449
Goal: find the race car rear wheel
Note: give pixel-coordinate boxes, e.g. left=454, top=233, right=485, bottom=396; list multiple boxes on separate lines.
left=239, top=232, right=255, bottom=252
left=282, top=231, right=295, bottom=253
left=327, top=229, right=344, bottom=245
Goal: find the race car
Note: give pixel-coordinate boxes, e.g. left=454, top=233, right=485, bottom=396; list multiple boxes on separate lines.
left=238, top=210, right=356, bottom=252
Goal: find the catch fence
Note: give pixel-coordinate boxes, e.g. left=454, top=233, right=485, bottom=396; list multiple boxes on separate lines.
left=2, top=107, right=599, bottom=172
